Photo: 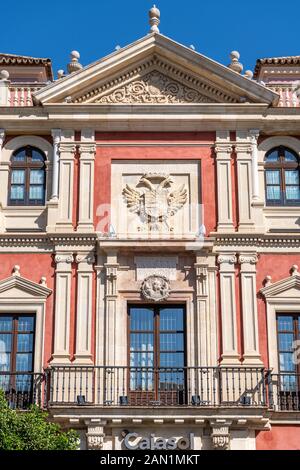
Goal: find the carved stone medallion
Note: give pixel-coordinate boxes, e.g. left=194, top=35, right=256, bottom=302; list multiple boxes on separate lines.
left=141, top=275, right=170, bottom=302
left=122, top=173, right=187, bottom=231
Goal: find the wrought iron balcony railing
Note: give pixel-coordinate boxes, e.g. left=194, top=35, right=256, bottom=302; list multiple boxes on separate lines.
left=1, top=368, right=299, bottom=411
left=0, top=371, right=46, bottom=409
left=46, top=366, right=268, bottom=408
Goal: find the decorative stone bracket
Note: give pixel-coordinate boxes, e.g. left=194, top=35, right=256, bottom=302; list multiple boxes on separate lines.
left=210, top=420, right=231, bottom=450
left=86, top=422, right=106, bottom=450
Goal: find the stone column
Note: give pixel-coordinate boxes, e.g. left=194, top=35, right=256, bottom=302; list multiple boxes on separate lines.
left=104, top=251, right=119, bottom=365
left=77, top=142, right=96, bottom=232
left=235, top=132, right=255, bottom=232
left=0, top=71, right=10, bottom=105
left=51, top=253, right=73, bottom=364
left=51, top=129, right=61, bottom=200
left=74, top=253, right=95, bottom=364
left=55, top=131, right=75, bottom=232
left=249, top=129, right=260, bottom=201
left=239, top=253, right=262, bottom=365
left=215, top=131, right=234, bottom=232
left=218, top=254, right=240, bottom=364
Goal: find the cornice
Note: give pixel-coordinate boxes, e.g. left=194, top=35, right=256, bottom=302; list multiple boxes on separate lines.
left=214, top=233, right=300, bottom=249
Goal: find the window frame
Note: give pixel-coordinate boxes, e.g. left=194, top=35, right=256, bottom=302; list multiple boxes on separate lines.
left=127, top=304, right=186, bottom=371
left=8, top=146, right=46, bottom=206
left=265, top=146, right=300, bottom=206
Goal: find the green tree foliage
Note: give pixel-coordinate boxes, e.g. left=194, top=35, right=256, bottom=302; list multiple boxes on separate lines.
left=0, top=390, right=79, bottom=450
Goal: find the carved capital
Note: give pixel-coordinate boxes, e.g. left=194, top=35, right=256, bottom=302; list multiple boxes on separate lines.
left=217, top=254, right=237, bottom=265
left=214, top=144, right=233, bottom=156
left=76, top=254, right=95, bottom=265
left=0, top=129, right=5, bottom=146
left=141, top=275, right=170, bottom=302
left=51, top=129, right=61, bottom=145
left=78, top=143, right=96, bottom=155
left=235, top=144, right=253, bottom=155
left=55, top=253, right=74, bottom=264
left=239, top=254, right=258, bottom=265
left=58, top=143, right=76, bottom=154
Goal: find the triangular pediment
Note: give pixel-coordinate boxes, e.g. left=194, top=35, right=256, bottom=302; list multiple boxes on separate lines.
left=34, top=34, right=278, bottom=106
left=0, top=275, right=52, bottom=299
left=260, top=274, right=300, bottom=298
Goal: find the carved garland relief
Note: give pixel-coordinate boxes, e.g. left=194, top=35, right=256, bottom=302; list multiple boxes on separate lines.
left=98, top=70, right=214, bottom=104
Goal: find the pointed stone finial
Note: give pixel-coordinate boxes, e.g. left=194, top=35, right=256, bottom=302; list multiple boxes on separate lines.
left=228, top=51, right=243, bottom=74
left=12, top=265, right=20, bottom=276
left=189, top=45, right=196, bottom=51
left=149, top=5, right=160, bottom=33
left=40, top=276, right=47, bottom=286
left=67, top=51, right=83, bottom=74
left=291, top=264, right=299, bottom=276
left=244, top=70, right=253, bottom=80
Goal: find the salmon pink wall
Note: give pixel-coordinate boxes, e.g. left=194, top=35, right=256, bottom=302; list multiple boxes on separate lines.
left=256, top=426, right=300, bottom=450
left=0, top=254, right=54, bottom=367
left=94, top=132, right=217, bottom=234
left=256, top=254, right=300, bottom=367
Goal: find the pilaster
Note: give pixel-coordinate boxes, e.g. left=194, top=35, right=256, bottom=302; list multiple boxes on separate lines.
left=0, top=129, right=5, bottom=232
left=249, top=129, right=265, bottom=231
left=55, top=130, right=75, bottom=232
left=235, top=131, right=255, bottom=232
left=104, top=250, right=119, bottom=366
left=73, top=253, right=95, bottom=364
left=215, top=131, right=234, bottom=233
left=238, top=253, right=262, bottom=365
left=51, top=252, right=73, bottom=364
left=217, top=254, right=240, bottom=365
left=77, top=140, right=96, bottom=232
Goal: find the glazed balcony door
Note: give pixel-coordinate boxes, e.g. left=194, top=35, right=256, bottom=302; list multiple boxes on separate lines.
left=128, top=305, right=186, bottom=405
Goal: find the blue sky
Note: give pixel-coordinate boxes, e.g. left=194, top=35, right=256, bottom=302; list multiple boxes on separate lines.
left=1, top=0, right=299, bottom=78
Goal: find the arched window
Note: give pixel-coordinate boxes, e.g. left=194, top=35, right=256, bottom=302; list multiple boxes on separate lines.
left=265, top=146, right=300, bottom=206
left=8, top=146, right=46, bottom=206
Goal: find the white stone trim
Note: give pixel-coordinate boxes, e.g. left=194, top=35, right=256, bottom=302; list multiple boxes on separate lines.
left=0, top=272, right=52, bottom=373
left=215, top=132, right=234, bottom=233
left=260, top=272, right=300, bottom=372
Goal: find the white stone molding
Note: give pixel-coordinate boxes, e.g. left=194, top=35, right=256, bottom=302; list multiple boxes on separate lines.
left=51, top=129, right=61, bottom=200
left=217, top=254, right=240, bottom=364
left=74, top=253, right=95, bottom=364
left=134, top=255, right=178, bottom=280
left=55, top=130, right=75, bottom=232
left=260, top=270, right=300, bottom=372
left=0, top=270, right=52, bottom=373
left=238, top=253, right=262, bottom=365
left=51, top=253, right=73, bottom=364
left=210, top=420, right=232, bottom=450
left=104, top=251, right=119, bottom=365
left=77, top=142, right=96, bottom=232
left=141, top=274, right=170, bottom=302
left=0, top=129, right=5, bottom=161
left=0, top=72, right=10, bottom=105
left=215, top=131, right=234, bottom=233
left=235, top=131, right=256, bottom=232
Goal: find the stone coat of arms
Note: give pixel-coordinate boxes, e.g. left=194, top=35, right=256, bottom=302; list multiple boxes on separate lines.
left=141, top=275, right=170, bottom=302
left=122, top=173, right=187, bottom=231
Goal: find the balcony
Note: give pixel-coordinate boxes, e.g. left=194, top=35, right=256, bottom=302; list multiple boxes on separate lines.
left=1, top=368, right=299, bottom=412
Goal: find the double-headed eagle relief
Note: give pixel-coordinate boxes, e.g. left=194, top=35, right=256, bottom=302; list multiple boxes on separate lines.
left=122, top=173, right=187, bottom=231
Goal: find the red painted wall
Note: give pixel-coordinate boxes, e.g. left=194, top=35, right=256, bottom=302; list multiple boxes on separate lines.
left=256, top=426, right=300, bottom=450
left=94, top=132, right=217, bottom=234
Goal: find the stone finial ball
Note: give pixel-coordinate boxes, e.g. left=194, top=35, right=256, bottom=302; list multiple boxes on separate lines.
left=244, top=70, right=253, bottom=79
left=57, top=69, right=64, bottom=78
left=70, top=50, right=80, bottom=60
left=149, top=4, right=160, bottom=18
left=0, top=69, right=9, bottom=80
left=230, top=51, right=240, bottom=60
